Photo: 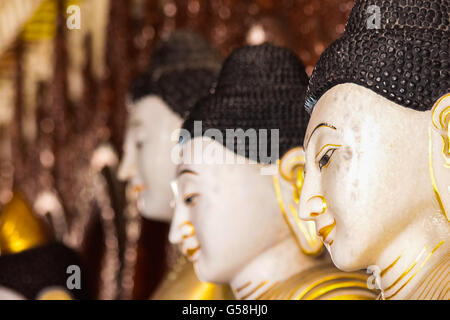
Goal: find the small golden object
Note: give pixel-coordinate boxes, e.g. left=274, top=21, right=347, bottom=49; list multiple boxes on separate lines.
left=37, top=288, right=73, bottom=300
left=0, top=192, right=51, bottom=255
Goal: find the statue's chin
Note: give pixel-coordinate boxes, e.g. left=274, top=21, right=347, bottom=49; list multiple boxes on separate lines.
left=328, top=242, right=365, bottom=273
left=193, top=260, right=208, bottom=283
left=194, top=258, right=229, bottom=285
left=137, top=193, right=173, bottom=222
left=140, top=210, right=173, bottom=222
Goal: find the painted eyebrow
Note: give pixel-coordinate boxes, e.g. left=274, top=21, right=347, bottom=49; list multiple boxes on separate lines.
left=305, top=123, right=337, bottom=149
left=176, top=169, right=198, bottom=178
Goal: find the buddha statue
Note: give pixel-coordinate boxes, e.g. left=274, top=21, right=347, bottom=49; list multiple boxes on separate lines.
left=0, top=192, right=89, bottom=299
left=118, top=30, right=221, bottom=222
left=170, top=44, right=378, bottom=300
left=118, top=31, right=233, bottom=299
left=298, top=0, right=449, bottom=300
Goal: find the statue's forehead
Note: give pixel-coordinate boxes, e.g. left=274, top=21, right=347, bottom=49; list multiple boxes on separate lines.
left=312, top=83, right=429, bottom=117
left=179, top=136, right=266, bottom=178
left=309, top=84, right=404, bottom=126
left=305, top=85, right=382, bottom=148
left=306, top=83, right=430, bottom=150
left=130, top=95, right=172, bottom=119
left=314, top=84, right=374, bottom=112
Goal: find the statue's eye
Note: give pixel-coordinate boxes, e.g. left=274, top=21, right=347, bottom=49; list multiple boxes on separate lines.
left=319, top=149, right=337, bottom=170
left=183, top=193, right=199, bottom=207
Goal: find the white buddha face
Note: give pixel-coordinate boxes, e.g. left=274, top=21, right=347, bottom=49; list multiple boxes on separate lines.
left=169, top=137, right=291, bottom=283
left=118, top=95, right=183, bottom=221
left=298, top=83, right=436, bottom=271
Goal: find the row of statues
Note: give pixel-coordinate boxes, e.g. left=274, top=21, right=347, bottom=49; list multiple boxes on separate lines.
left=0, top=0, right=447, bottom=300
left=118, top=0, right=449, bottom=300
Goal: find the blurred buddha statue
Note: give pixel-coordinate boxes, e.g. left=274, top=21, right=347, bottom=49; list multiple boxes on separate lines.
left=118, top=30, right=221, bottom=222
left=118, top=30, right=233, bottom=299
left=298, top=0, right=449, bottom=300
left=0, top=192, right=89, bottom=300
left=170, top=44, right=377, bottom=300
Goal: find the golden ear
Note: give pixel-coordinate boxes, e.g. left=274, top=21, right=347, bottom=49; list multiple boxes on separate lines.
left=431, top=93, right=450, bottom=167
left=279, top=147, right=305, bottom=204
left=275, top=147, right=323, bottom=256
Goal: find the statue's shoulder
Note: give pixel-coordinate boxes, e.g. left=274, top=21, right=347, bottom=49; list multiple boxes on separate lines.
left=408, top=255, right=450, bottom=300
left=257, top=264, right=378, bottom=300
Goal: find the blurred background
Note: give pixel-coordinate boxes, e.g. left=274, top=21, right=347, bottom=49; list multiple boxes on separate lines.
left=0, top=0, right=354, bottom=299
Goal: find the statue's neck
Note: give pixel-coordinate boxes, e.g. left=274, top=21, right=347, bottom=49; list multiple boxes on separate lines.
left=230, top=236, right=327, bottom=300
left=374, top=210, right=449, bottom=300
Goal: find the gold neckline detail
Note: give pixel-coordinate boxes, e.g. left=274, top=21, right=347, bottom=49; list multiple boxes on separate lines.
left=383, top=240, right=444, bottom=299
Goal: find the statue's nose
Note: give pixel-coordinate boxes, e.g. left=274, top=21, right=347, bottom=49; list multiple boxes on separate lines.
left=168, top=206, right=187, bottom=245
left=117, top=157, right=135, bottom=181
left=306, top=195, right=328, bottom=219
left=168, top=217, right=182, bottom=245
left=298, top=176, right=323, bottom=221
left=298, top=197, right=314, bottom=220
